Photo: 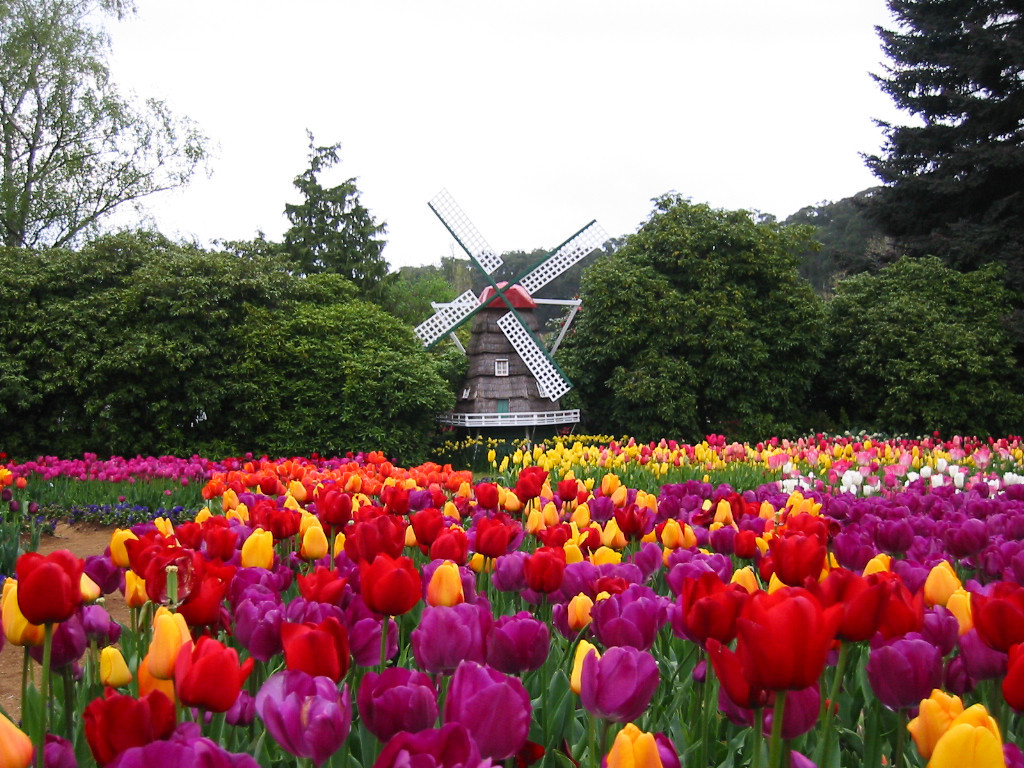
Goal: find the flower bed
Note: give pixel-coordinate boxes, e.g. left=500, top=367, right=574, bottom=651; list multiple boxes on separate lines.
left=0, top=437, right=1023, bottom=767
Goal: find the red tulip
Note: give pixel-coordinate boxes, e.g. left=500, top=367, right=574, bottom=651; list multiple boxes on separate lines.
left=872, top=571, right=925, bottom=639
left=345, top=515, right=407, bottom=564
left=429, top=528, right=470, bottom=565
left=281, top=616, right=351, bottom=682
left=200, top=519, right=239, bottom=561
left=813, top=567, right=888, bottom=642
left=475, top=514, right=522, bottom=559
left=317, top=486, right=353, bottom=531
left=176, top=563, right=234, bottom=629
left=15, top=550, right=85, bottom=625
left=707, top=637, right=769, bottom=709
left=734, top=587, right=840, bottom=691
left=84, top=689, right=176, bottom=766
left=475, top=483, right=500, bottom=510
left=174, top=636, right=254, bottom=712
left=359, top=553, right=422, bottom=616
left=410, top=508, right=445, bottom=552
left=971, top=581, right=1024, bottom=652
left=1004, top=642, right=1024, bottom=711
left=676, top=571, right=750, bottom=646
left=524, top=547, right=567, bottom=593
left=297, top=566, right=349, bottom=605
left=767, top=533, right=827, bottom=587
left=514, top=467, right=548, bottom=502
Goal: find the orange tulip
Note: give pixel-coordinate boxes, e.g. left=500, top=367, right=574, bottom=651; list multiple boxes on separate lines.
left=241, top=528, right=274, bottom=569
left=147, top=610, right=192, bottom=680
left=0, top=711, right=33, bottom=768
left=426, top=560, right=465, bottom=607
left=907, top=688, right=964, bottom=760
left=606, top=723, right=664, bottom=768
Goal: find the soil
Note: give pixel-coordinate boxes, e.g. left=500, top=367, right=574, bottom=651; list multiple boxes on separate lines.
left=0, top=523, right=126, bottom=722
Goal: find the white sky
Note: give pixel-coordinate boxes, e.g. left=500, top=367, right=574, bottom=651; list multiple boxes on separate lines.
left=105, top=0, right=904, bottom=270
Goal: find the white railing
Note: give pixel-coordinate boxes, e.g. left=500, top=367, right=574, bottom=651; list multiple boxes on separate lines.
left=438, top=410, right=580, bottom=427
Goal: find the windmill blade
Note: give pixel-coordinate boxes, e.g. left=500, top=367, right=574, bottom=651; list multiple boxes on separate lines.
left=518, top=221, right=609, bottom=296
left=429, top=189, right=504, bottom=274
left=496, top=311, right=572, bottom=401
left=414, top=290, right=479, bottom=346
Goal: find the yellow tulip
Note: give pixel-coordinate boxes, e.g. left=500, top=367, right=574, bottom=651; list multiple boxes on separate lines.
left=194, top=507, right=213, bottom=525
left=601, top=519, right=627, bottom=549
left=100, top=646, right=133, bottom=688
left=862, top=553, right=892, bottom=576
left=567, top=593, right=595, bottom=632
left=426, top=560, right=464, bottom=607
left=927, top=704, right=1005, bottom=768
left=503, top=490, right=523, bottom=514
left=241, top=528, right=275, bottom=569
left=123, top=571, right=149, bottom=608
left=80, top=573, right=102, bottom=602
left=945, top=587, right=974, bottom=635
left=228, top=502, right=249, bottom=524
left=924, top=561, right=962, bottom=607
left=109, top=528, right=139, bottom=568
left=713, top=499, right=735, bottom=526
left=1, top=581, right=43, bottom=646
left=147, top=610, right=192, bottom=680
left=570, top=640, right=600, bottom=695
left=299, top=524, right=329, bottom=561
left=525, top=508, right=545, bottom=535
left=730, top=566, right=760, bottom=594
left=137, top=653, right=176, bottom=702
left=287, top=479, right=308, bottom=503
left=570, top=503, right=591, bottom=529
left=0, top=711, right=33, bottom=768
left=591, top=546, right=622, bottom=566
left=600, top=473, right=621, bottom=497
left=153, top=517, right=175, bottom=539
left=221, top=487, right=240, bottom=511
left=606, top=723, right=664, bottom=768
left=907, top=689, right=964, bottom=760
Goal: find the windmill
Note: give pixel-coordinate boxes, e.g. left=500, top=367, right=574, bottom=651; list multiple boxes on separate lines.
left=416, top=189, right=608, bottom=437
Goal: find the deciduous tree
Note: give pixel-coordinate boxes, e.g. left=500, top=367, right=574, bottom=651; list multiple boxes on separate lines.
left=0, top=0, right=207, bottom=247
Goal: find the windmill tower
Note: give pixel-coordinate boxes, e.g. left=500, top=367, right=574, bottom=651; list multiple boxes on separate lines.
left=415, top=190, right=608, bottom=438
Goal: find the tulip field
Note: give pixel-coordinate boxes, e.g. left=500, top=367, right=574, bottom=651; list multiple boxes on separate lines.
left=1, top=434, right=1024, bottom=768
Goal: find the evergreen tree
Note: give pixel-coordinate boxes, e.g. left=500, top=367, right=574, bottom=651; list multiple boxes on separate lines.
left=864, top=1, right=1024, bottom=288
left=281, top=132, right=389, bottom=300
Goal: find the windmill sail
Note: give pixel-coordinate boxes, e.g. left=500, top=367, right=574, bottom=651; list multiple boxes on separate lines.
left=414, top=290, right=479, bottom=346
left=518, top=221, right=609, bottom=295
left=429, top=189, right=504, bottom=274
left=496, top=311, right=572, bottom=401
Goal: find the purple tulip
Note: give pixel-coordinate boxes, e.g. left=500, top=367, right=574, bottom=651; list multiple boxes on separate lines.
left=486, top=611, right=550, bottom=673
left=630, top=541, right=664, bottom=581
left=944, top=517, right=989, bottom=557
left=358, top=667, right=439, bottom=741
left=84, top=554, right=123, bottom=595
left=413, top=603, right=492, bottom=675
left=761, top=684, right=821, bottom=739
left=31, top=612, right=86, bottom=668
left=444, top=661, right=531, bottom=761
left=374, top=723, right=483, bottom=768
left=44, top=734, right=77, bottom=768
left=81, top=604, right=121, bottom=646
left=233, top=594, right=283, bottom=662
left=343, top=597, right=398, bottom=666
left=107, top=722, right=259, bottom=768
left=490, top=552, right=528, bottom=592
left=866, top=637, right=942, bottom=711
left=227, top=690, right=256, bottom=727
left=959, top=628, right=1008, bottom=681
left=581, top=645, right=661, bottom=723
left=256, top=671, right=351, bottom=767
left=590, top=585, right=669, bottom=651
left=920, top=606, right=959, bottom=656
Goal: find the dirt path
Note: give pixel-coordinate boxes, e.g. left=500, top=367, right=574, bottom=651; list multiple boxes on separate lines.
left=0, top=524, right=126, bottom=722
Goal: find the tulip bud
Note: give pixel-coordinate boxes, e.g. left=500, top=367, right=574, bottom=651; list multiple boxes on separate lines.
left=907, top=689, right=965, bottom=760
left=123, top=571, right=149, bottom=608
left=570, top=640, right=599, bottom=695
left=426, top=560, right=465, bottom=607
left=567, top=593, right=595, bottom=632
left=148, top=610, right=192, bottom=680
left=100, top=646, right=133, bottom=688
left=924, top=561, right=962, bottom=607
left=0, top=711, right=33, bottom=768
left=300, top=525, right=329, bottom=561
left=241, top=528, right=275, bottom=569
left=946, top=588, right=974, bottom=635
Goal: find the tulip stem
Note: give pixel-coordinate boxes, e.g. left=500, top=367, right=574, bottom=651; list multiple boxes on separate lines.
left=767, top=691, right=787, bottom=768
left=36, top=622, right=53, bottom=768
left=893, top=709, right=906, bottom=768
left=751, top=706, right=763, bottom=768
left=816, top=641, right=850, bottom=766
left=380, top=616, right=390, bottom=669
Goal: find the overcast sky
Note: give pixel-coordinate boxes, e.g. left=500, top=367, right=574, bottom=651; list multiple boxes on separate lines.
left=105, top=1, right=904, bottom=270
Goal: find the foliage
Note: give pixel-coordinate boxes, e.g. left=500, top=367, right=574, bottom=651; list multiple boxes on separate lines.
left=281, top=132, right=389, bottom=301
left=864, top=0, right=1024, bottom=290
left=784, top=191, right=892, bottom=293
left=822, top=256, right=1024, bottom=436
left=385, top=264, right=459, bottom=326
left=227, top=298, right=454, bottom=465
left=0, top=0, right=208, bottom=248
left=560, top=195, right=826, bottom=443
left=0, top=231, right=453, bottom=460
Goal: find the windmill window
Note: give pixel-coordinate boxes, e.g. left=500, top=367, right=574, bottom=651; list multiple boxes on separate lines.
left=494, top=359, right=509, bottom=377
left=536, top=380, right=547, bottom=398
left=461, top=387, right=471, bottom=400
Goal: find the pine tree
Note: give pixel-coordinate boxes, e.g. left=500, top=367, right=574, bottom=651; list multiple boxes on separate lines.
left=282, top=132, right=389, bottom=300
left=864, top=0, right=1024, bottom=288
